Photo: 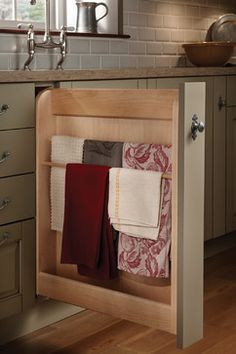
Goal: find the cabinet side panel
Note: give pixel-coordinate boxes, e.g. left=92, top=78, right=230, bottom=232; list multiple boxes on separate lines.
left=177, top=82, right=205, bottom=348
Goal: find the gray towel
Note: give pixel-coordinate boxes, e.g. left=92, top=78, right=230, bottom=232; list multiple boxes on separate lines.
left=83, top=140, right=123, bottom=167
left=83, top=139, right=123, bottom=256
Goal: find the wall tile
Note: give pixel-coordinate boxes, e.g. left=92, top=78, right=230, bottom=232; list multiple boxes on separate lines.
left=138, top=56, right=155, bottom=67
left=110, top=40, right=129, bottom=54
left=163, top=42, right=179, bottom=55
left=68, top=38, right=90, bottom=54
left=138, top=28, right=156, bottom=41
left=129, top=41, right=146, bottom=54
left=91, top=40, right=109, bottom=54
left=129, top=13, right=147, bottom=27
left=156, top=28, right=171, bottom=41
left=163, top=16, right=179, bottom=29
left=120, top=55, right=138, bottom=68
left=123, top=0, right=138, bottom=12
left=147, top=14, right=163, bottom=28
left=81, top=55, right=100, bottom=69
left=1, top=0, right=236, bottom=70
left=146, top=42, right=162, bottom=54
left=101, top=55, right=119, bottom=68
left=139, top=1, right=156, bottom=13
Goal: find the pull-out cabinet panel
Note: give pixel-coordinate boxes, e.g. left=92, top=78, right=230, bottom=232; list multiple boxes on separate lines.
left=36, top=86, right=205, bottom=349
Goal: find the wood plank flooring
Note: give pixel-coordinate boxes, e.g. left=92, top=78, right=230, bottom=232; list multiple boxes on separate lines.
left=0, top=247, right=235, bottom=354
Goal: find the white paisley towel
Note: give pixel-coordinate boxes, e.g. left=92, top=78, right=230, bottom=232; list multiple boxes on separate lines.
left=108, top=167, right=163, bottom=240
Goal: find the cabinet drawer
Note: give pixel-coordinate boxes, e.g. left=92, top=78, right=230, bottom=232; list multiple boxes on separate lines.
left=0, top=129, right=35, bottom=177
left=0, top=174, right=35, bottom=225
left=0, top=83, right=35, bottom=131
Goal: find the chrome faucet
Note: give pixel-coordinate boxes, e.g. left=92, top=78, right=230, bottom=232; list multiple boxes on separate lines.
left=19, top=0, right=71, bottom=70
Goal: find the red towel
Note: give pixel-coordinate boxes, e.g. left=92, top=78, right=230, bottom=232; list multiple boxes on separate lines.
left=61, top=163, right=117, bottom=280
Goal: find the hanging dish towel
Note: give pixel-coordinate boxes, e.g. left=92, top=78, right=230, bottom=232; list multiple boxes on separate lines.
left=83, top=140, right=123, bottom=167
left=118, top=143, right=172, bottom=278
left=50, top=136, right=84, bottom=231
left=108, top=167, right=163, bottom=240
left=83, top=139, right=123, bottom=253
left=61, top=163, right=117, bottom=280
left=51, top=135, right=84, bottom=164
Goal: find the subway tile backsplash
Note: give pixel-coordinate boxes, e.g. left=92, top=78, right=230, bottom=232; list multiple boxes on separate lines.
left=2, top=0, right=236, bottom=70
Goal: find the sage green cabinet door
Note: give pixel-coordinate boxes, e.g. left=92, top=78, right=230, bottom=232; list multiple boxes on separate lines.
left=0, top=174, right=35, bottom=225
left=0, top=223, right=22, bottom=320
left=0, top=84, right=35, bottom=131
left=0, top=219, right=35, bottom=320
left=0, top=129, right=35, bottom=177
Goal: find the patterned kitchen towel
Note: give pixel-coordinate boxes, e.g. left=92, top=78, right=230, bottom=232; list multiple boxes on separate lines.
left=118, top=143, right=172, bottom=278
left=108, top=167, right=163, bottom=240
left=50, top=136, right=84, bottom=231
left=83, top=140, right=123, bottom=167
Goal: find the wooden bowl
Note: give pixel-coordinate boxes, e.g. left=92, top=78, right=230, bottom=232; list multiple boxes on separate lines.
left=182, top=42, right=234, bottom=67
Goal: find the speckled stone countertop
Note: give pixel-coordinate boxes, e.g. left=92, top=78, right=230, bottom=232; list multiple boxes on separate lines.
left=1, top=66, right=236, bottom=83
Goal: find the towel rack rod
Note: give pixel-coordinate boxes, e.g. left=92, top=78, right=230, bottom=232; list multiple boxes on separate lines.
left=42, top=161, right=172, bottom=180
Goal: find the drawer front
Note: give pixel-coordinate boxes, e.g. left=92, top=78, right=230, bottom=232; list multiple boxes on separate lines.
left=0, top=174, right=35, bottom=225
left=0, top=83, right=35, bottom=131
left=0, top=129, right=35, bottom=177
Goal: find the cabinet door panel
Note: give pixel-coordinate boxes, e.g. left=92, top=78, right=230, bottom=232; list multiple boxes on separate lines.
left=0, top=223, right=22, bottom=320
left=0, top=84, right=35, bottom=131
left=0, top=129, right=35, bottom=178
left=0, top=174, right=35, bottom=225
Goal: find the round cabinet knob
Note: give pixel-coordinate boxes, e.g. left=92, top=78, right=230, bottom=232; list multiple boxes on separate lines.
left=191, top=114, right=205, bottom=141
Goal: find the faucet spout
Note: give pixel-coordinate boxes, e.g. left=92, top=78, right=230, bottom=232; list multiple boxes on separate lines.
left=22, top=0, right=68, bottom=70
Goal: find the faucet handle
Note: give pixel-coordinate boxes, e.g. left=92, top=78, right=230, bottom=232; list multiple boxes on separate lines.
left=17, top=23, right=34, bottom=30
left=60, top=26, right=75, bottom=32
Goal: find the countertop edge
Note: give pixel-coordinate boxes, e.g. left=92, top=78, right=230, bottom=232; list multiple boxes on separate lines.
left=1, top=67, right=236, bottom=83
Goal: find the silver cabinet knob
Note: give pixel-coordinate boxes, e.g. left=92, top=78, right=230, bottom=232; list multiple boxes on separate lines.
left=0, top=151, right=11, bottom=164
left=0, top=104, right=9, bottom=116
left=191, top=114, right=205, bottom=140
left=0, top=198, right=11, bottom=211
left=0, top=232, right=10, bottom=247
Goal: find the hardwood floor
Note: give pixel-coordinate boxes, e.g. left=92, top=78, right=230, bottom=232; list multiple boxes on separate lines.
left=0, top=247, right=235, bottom=354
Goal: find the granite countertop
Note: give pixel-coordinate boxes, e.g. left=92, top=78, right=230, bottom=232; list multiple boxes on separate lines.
left=1, top=66, right=236, bottom=83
